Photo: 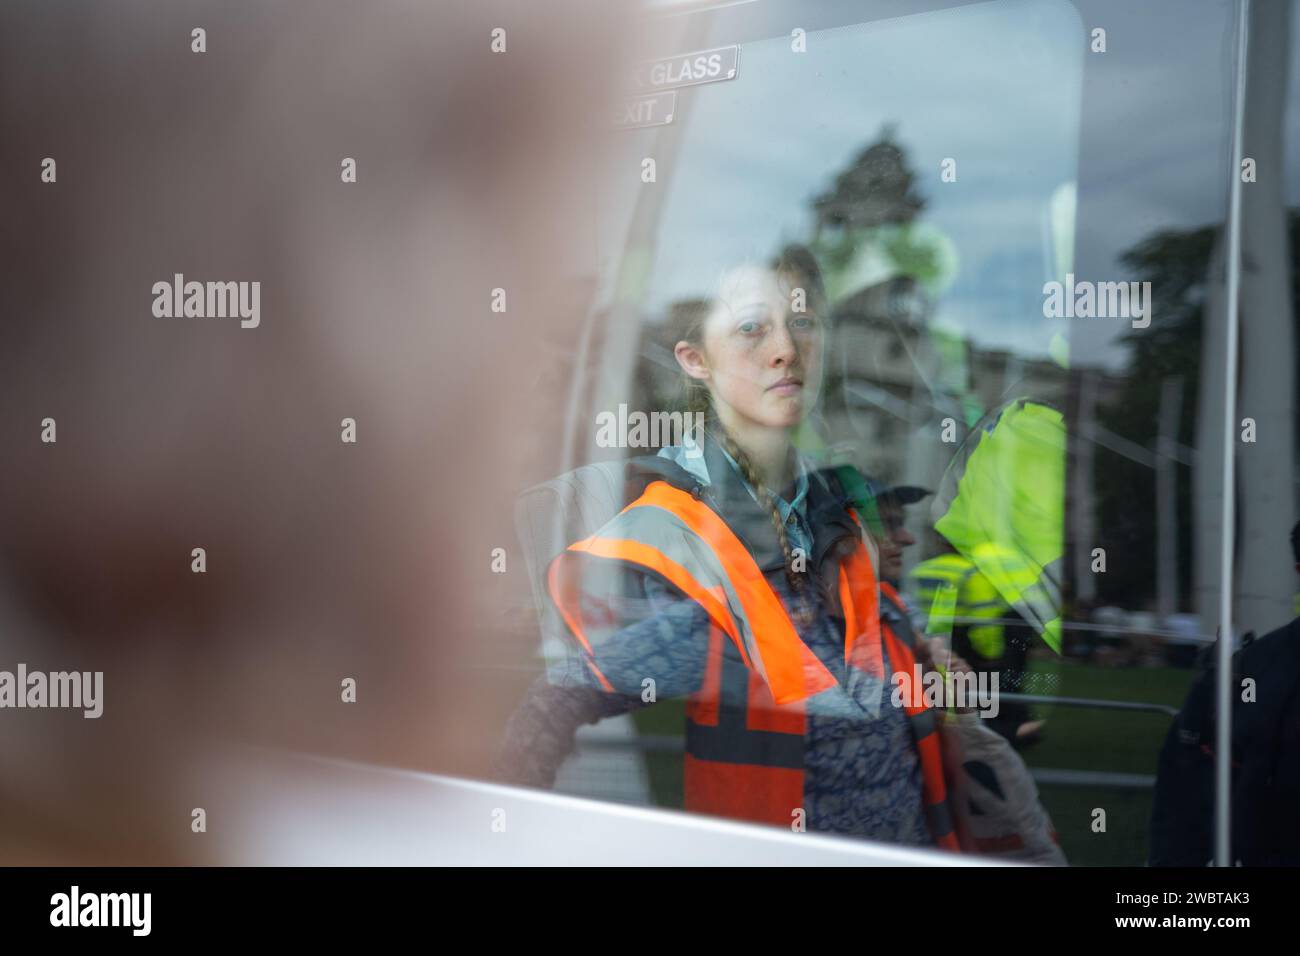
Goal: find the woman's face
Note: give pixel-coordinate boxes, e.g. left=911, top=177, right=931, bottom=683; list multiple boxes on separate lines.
left=678, top=264, right=824, bottom=431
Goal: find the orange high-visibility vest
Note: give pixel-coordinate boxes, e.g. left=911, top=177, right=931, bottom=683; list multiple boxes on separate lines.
left=547, top=479, right=961, bottom=851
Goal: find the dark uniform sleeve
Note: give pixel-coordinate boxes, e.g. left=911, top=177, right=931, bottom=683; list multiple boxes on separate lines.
left=1149, top=666, right=1215, bottom=866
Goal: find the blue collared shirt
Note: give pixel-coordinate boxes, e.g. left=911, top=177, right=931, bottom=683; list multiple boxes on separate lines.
left=658, top=443, right=814, bottom=556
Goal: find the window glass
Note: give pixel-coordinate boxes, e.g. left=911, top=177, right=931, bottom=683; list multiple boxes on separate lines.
left=504, top=0, right=1250, bottom=867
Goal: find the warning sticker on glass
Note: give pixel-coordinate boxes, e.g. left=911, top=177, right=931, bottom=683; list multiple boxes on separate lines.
left=613, top=90, right=676, bottom=130
left=632, top=45, right=739, bottom=93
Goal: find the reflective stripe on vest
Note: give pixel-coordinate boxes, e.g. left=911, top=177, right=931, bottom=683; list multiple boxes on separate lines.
left=911, top=554, right=1010, bottom=657
left=684, top=622, right=807, bottom=825
left=880, top=581, right=961, bottom=852
left=547, top=480, right=960, bottom=850
left=549, top=481, right=841, bottom=705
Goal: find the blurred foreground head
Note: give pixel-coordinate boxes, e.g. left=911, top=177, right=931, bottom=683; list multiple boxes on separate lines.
left=0, top=0, right=633, bottom=863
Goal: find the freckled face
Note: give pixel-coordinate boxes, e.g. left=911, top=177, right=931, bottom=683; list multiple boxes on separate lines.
left=695, top=265, right=824, bottom=430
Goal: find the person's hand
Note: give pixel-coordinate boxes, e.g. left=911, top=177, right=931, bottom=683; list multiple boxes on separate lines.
left=921, top=637, right=978, bottom=714
left=912, top=634, right=936, bottom=668
left=923, top=636, right=973, bottom=667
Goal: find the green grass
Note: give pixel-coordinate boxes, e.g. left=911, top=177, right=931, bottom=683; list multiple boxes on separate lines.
left=630, top=659, right=1199, bottom=865
left=630, top=700, right=686, bottom=809
left=1018, top=659, right=1189, bottom=775
left=1016, top=659, right=1194, bottom=866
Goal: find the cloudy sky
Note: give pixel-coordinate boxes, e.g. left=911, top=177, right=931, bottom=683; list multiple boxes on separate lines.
left=594, top=0, right=1265, bottom=372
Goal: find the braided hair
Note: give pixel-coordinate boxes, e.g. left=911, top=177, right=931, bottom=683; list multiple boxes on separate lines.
left=672, top=245, right=827, bottom=618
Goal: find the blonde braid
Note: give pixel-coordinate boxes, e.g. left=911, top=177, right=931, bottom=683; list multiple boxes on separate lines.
left=667, top=244, right=828, bottom=625
left=710, top=420, right=815, bottom=623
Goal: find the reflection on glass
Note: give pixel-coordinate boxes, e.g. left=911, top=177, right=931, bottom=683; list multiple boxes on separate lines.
left=499, top=0, right=1289, bottom=868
